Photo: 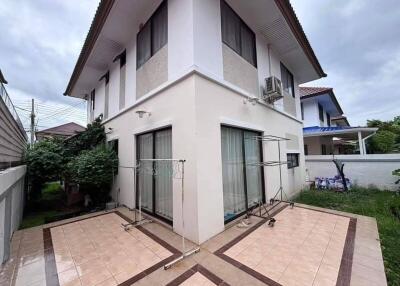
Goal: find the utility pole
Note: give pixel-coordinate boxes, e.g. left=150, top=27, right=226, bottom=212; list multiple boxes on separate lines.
left=30, top=98, right=35, bottom=146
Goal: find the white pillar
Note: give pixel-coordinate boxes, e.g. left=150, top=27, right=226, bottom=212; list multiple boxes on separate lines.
left=358, top=131, right=365, bottom=155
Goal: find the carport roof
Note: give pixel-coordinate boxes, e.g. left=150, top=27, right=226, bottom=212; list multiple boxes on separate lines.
left=303, top=126, right=378, bottom=139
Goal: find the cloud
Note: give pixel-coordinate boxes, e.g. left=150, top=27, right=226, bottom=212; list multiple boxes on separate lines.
left=291, top=0, right=400, bottom=125
left=0, top=0, right=98, bottom=131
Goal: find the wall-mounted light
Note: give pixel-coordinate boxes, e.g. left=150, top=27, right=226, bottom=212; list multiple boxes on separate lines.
left=136, top=110, right=151, bottom=118
left=243, top=96, right=259, bottom=106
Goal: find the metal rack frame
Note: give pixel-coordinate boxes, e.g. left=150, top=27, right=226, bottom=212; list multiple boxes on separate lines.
left=245, top=135, right=294, bottom=222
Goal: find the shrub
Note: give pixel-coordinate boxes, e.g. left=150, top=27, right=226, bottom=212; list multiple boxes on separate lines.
left=67, top=146, right=118, bottom=206
left=25, top=140, right=64, bottom=199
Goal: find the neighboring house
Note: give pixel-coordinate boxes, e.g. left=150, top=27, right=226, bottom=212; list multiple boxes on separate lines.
left=0, top=69, right=27, bottom=170
left=35, top=122, right=85, bottom=142
left=64, top=0, right=326, bottom=243
left=300, top=87, right=378, bottom=155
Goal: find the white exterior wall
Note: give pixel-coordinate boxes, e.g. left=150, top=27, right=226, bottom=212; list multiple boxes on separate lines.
left=84, top=0, right=310, bottom=243
left=305, top=155, right=400, bottom=191
left=302, top=99, right=319, bottom=127
left=194, top=75, right=304, bottom=242
left=108, top=61, right=120, bottom=118
left=90, top=0, right=300, bottom=122
left=105, top=74, right=305, bottom=244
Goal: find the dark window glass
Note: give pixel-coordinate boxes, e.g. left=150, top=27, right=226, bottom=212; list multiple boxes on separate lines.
left=321, top=144, right=327, bottom=155
left=120, top=50, right=126, bottom=68
left=221, top=0, right=256, bottom=67
left=304, top=145, right=308, bottom=155
left=137, top=1, right=167, bottom=69
left=280, top=63, right=295, bottom=97
left=90, top=89, right=95, bottom=111
left=318, top=103, right=324, bottom=122
left=108, top=139, right=119, bottom=174
left=287, top=153, right=299, bottom=169
left=301, top=102, right=304, bottom=120
left=327, top=113, right=331, bottom=126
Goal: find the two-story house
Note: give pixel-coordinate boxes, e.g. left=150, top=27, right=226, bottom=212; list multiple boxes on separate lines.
left=300, top=87, right=377, bottom=155
left=64, top=0, right=326, bottom=244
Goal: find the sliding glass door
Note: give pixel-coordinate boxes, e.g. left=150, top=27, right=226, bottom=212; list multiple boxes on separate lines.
left=221, top=126, right=264, bottom=222
left=137, top=128, right=173, bottom=223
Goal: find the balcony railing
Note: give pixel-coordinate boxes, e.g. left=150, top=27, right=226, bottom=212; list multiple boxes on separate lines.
left=0, top=82, right=27, bottom=139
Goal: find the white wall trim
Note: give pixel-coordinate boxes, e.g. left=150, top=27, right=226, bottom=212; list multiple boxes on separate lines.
left=131, top=119, right=173, bottom=136
left=101, top=67, right=303, bottom=125
left=219, top=117, right=265, bottom=133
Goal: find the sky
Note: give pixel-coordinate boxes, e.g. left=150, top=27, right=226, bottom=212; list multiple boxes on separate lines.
left=0, top=0, right=399, bottom=133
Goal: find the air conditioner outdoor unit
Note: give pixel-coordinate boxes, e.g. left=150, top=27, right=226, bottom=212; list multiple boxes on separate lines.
left=263, top=76, right=283, bottom=104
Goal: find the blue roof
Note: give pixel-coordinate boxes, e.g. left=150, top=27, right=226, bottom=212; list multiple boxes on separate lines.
left=303, top=126, right=353, bottom=134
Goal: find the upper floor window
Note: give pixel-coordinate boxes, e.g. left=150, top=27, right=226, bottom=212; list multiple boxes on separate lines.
left=137, top=1, right=168, bottom=69
left=221, top=0, right=257, bottom=67
left=326, top=113, right=331, bottom=126
left=90, top=89, right=95, bottom=111
left=301, top=102, right=304, bottom=120
left=280, top=63, right=295, bottom=97
left=318, top=103, right=324, bottom=122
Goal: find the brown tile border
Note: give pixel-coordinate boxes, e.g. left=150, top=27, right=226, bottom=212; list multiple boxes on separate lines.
left=214, top=204, right=357, bottom=286
left=166, top=264, right=230, bottom=286
left=43, top=210, right=181, bottom=286
left=336, top=218, right=357, bottom=286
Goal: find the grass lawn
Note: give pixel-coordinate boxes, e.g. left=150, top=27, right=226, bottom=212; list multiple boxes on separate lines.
left=294, top=187, right=400, bottom=286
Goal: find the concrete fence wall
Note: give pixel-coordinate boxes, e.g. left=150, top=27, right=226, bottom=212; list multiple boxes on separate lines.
left=0, top=165, right=26, bottom=263
left=305, top=154, right=400, bottom=191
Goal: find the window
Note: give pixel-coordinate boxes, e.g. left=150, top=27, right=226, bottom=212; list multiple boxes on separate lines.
left=136, top=128, right=172, bottom=223
left=280, top=63, right=295, bottom=97
left=221, top=0, right=257, bottom=67
left=318, top=103, right=324, bottom=122
left=221, top=126, right=264, bottom=223
left=137, top=1, right=168, bottom=69
left=287, top=153, right=299, bottom=169
left=90, top=89, right=95, bottom=111
left=304, top=144, right=308, bottom=155
left=301, top=102, right=304, bottom=120
left=321, top=144, right=327, bottom=155
left=108, top=139, right=119, bottom=155
left=326, top=113, right=331, bottom=127
left=120, top=50, right=126, bottom=68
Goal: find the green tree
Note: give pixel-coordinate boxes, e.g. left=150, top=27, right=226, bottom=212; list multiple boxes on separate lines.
left=67, top=146, right=118, bottom=206
left=368, top=130, right=396, bottom=154
left=25, top=140, right=64, bottom=199
left=366, top=116, right=400, bottom=153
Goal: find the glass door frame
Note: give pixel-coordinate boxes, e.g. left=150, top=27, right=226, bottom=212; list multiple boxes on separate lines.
left=221, top=125, right=266, bottom=224
left=135, top=126, right=173, bottom=225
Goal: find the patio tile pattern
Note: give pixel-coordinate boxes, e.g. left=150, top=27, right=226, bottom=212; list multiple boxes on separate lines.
left=1, top=205, right=387, bottom=286
left=48, top=212, right=178, bottom=286
left=216, top=206, right=354, bottom=286
left=166, top=264, right=230, bottom=286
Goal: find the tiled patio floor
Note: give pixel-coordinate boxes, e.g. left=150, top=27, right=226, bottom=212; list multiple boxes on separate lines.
left=0, top=204, right=387, bottom=286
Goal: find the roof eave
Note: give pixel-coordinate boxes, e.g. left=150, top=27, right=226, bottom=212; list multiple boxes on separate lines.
left=64, top=0, right=115, bottom=97
left=274, top=0, right=327, bottom=79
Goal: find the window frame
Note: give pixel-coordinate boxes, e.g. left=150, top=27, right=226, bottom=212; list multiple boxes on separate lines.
left=136, top=1, right=168, bottom=69
left=287, top=153, right=299, bottom=169
left=326, top=113, right=331, bottom=127
left=280, top=63, right=295, bottom=97
left=220, top=0, right=257, bottom=67
left=220, top=125, right=265, bottom=224
left=135, top=126, right=173, bottom=225
left=318, top=103, right=324, bottom=122
left=90, top=89, right=95, bottom=111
